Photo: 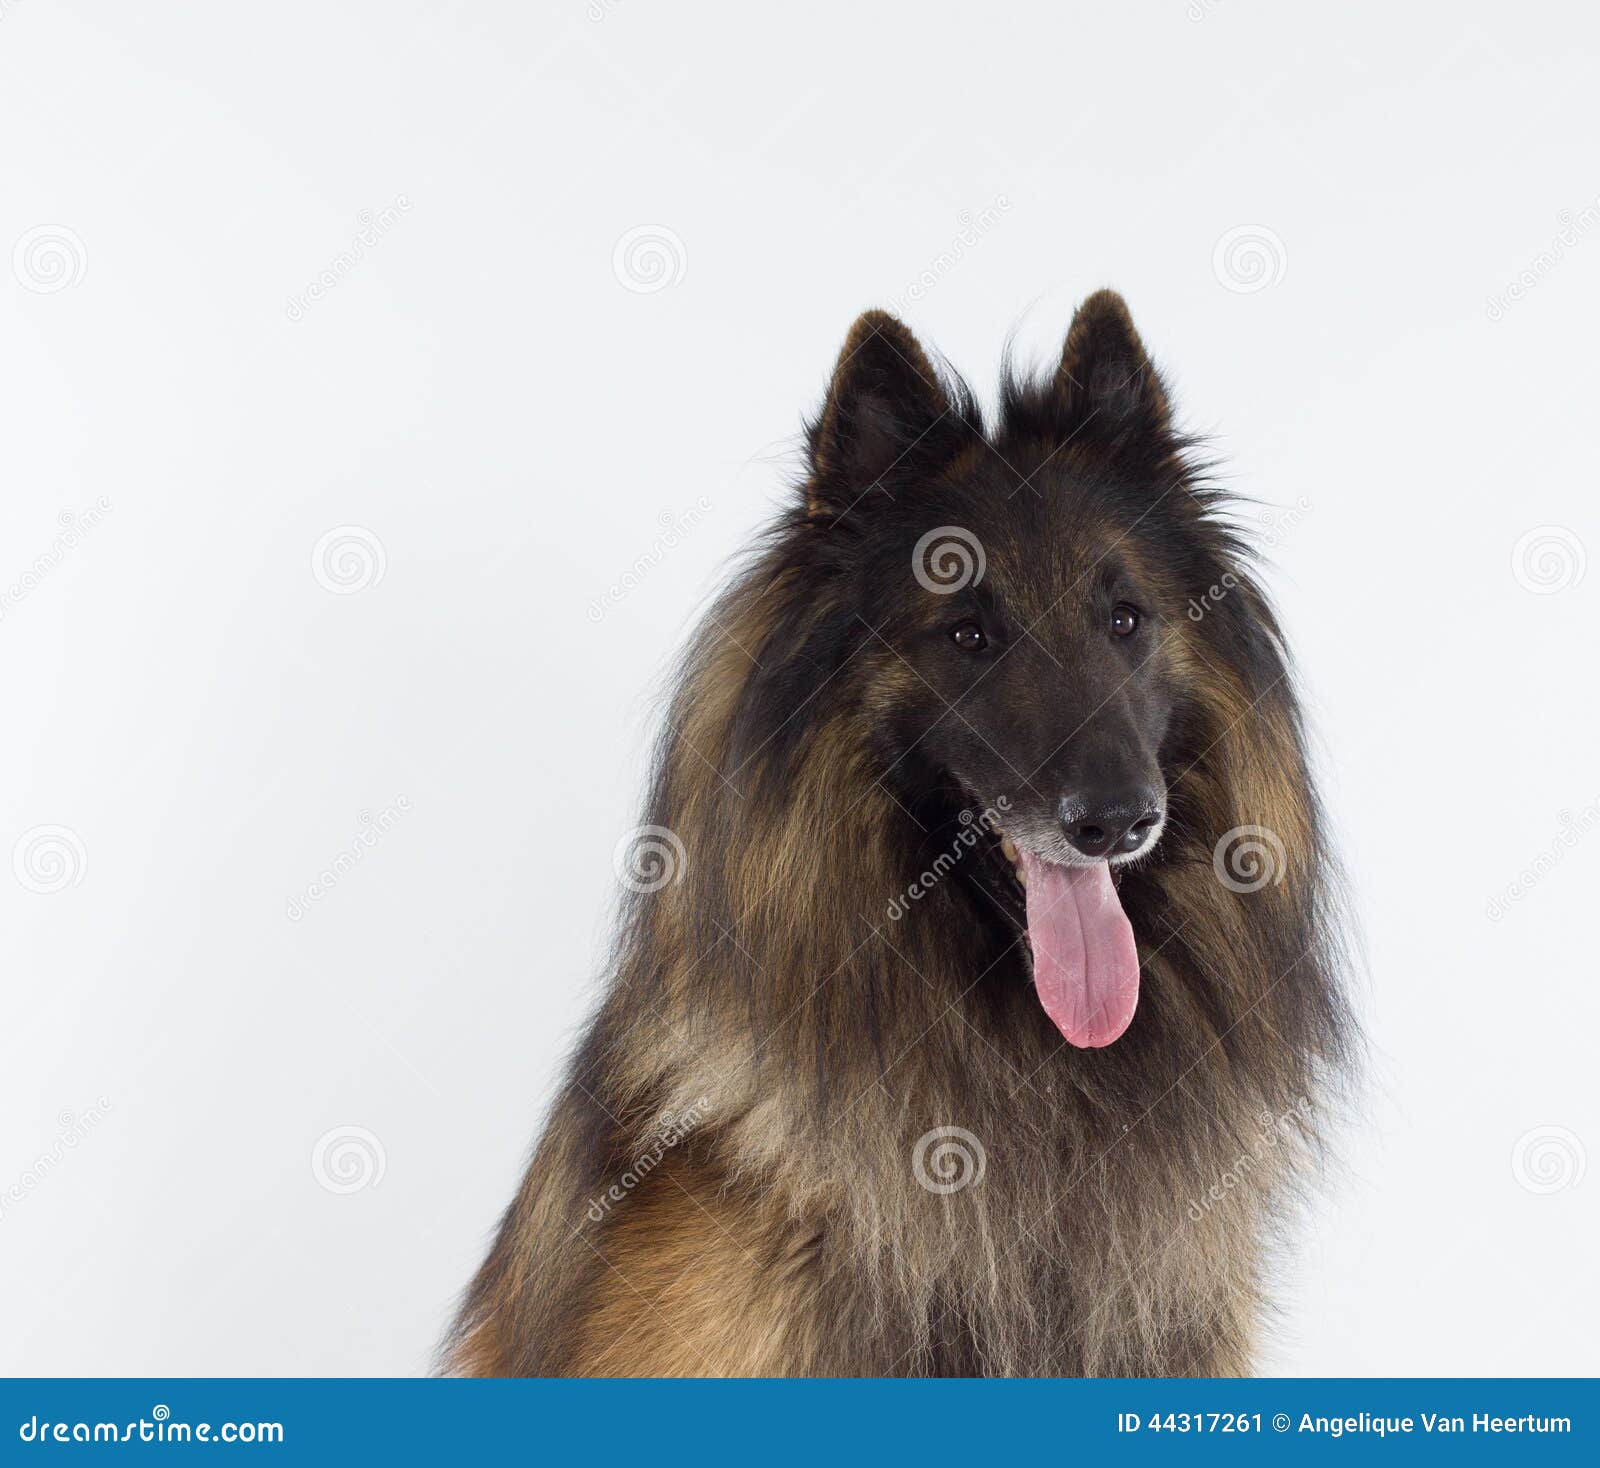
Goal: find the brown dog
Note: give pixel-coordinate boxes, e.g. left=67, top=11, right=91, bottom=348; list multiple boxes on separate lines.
left=445, top=293, right=1354, bottom=1376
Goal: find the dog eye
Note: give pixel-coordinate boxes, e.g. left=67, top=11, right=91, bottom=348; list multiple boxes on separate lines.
left=1110, top=603, right=1140, bottom=637
left=950, top=620, right=988, bottom=652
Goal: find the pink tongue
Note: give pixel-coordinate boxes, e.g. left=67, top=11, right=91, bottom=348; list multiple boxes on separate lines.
left=1018, top=854, right=1140, bottom=1048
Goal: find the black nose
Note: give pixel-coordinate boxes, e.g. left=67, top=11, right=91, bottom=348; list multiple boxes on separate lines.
left=1060, top=793, right=1164, bottom=859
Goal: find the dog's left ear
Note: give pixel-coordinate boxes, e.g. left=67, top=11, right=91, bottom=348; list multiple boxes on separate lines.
left=1054, top=290, right=1172, bottom=438
left=807, top=310, right=958, bottom=516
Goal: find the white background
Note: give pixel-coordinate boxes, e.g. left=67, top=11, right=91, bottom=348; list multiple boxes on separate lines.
left=2, top=2, right=1596, bottom=1376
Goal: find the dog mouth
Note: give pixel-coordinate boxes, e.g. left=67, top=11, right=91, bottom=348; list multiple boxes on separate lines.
left=977, top=819, right=1142, bottom=1049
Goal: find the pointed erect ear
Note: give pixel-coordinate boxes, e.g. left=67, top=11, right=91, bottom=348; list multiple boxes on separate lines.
left=807, top=311, right=957, bottom=515
left=1054, top=290, right=1171, bottom=437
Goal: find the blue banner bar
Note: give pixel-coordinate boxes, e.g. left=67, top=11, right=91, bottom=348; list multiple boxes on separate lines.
left=1, top=1380, right=1591, bottom=1463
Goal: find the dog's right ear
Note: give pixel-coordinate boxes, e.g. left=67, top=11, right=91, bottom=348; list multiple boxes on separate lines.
left=1052, top=289, right=1172, bottom=439
left=806, top=311, right=956, bottom=517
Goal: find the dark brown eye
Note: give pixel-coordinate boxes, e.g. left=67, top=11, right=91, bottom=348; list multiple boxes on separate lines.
left=951, top=620, right=988, bottom=652
left=1110, top=603, right=1140, bottom=637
